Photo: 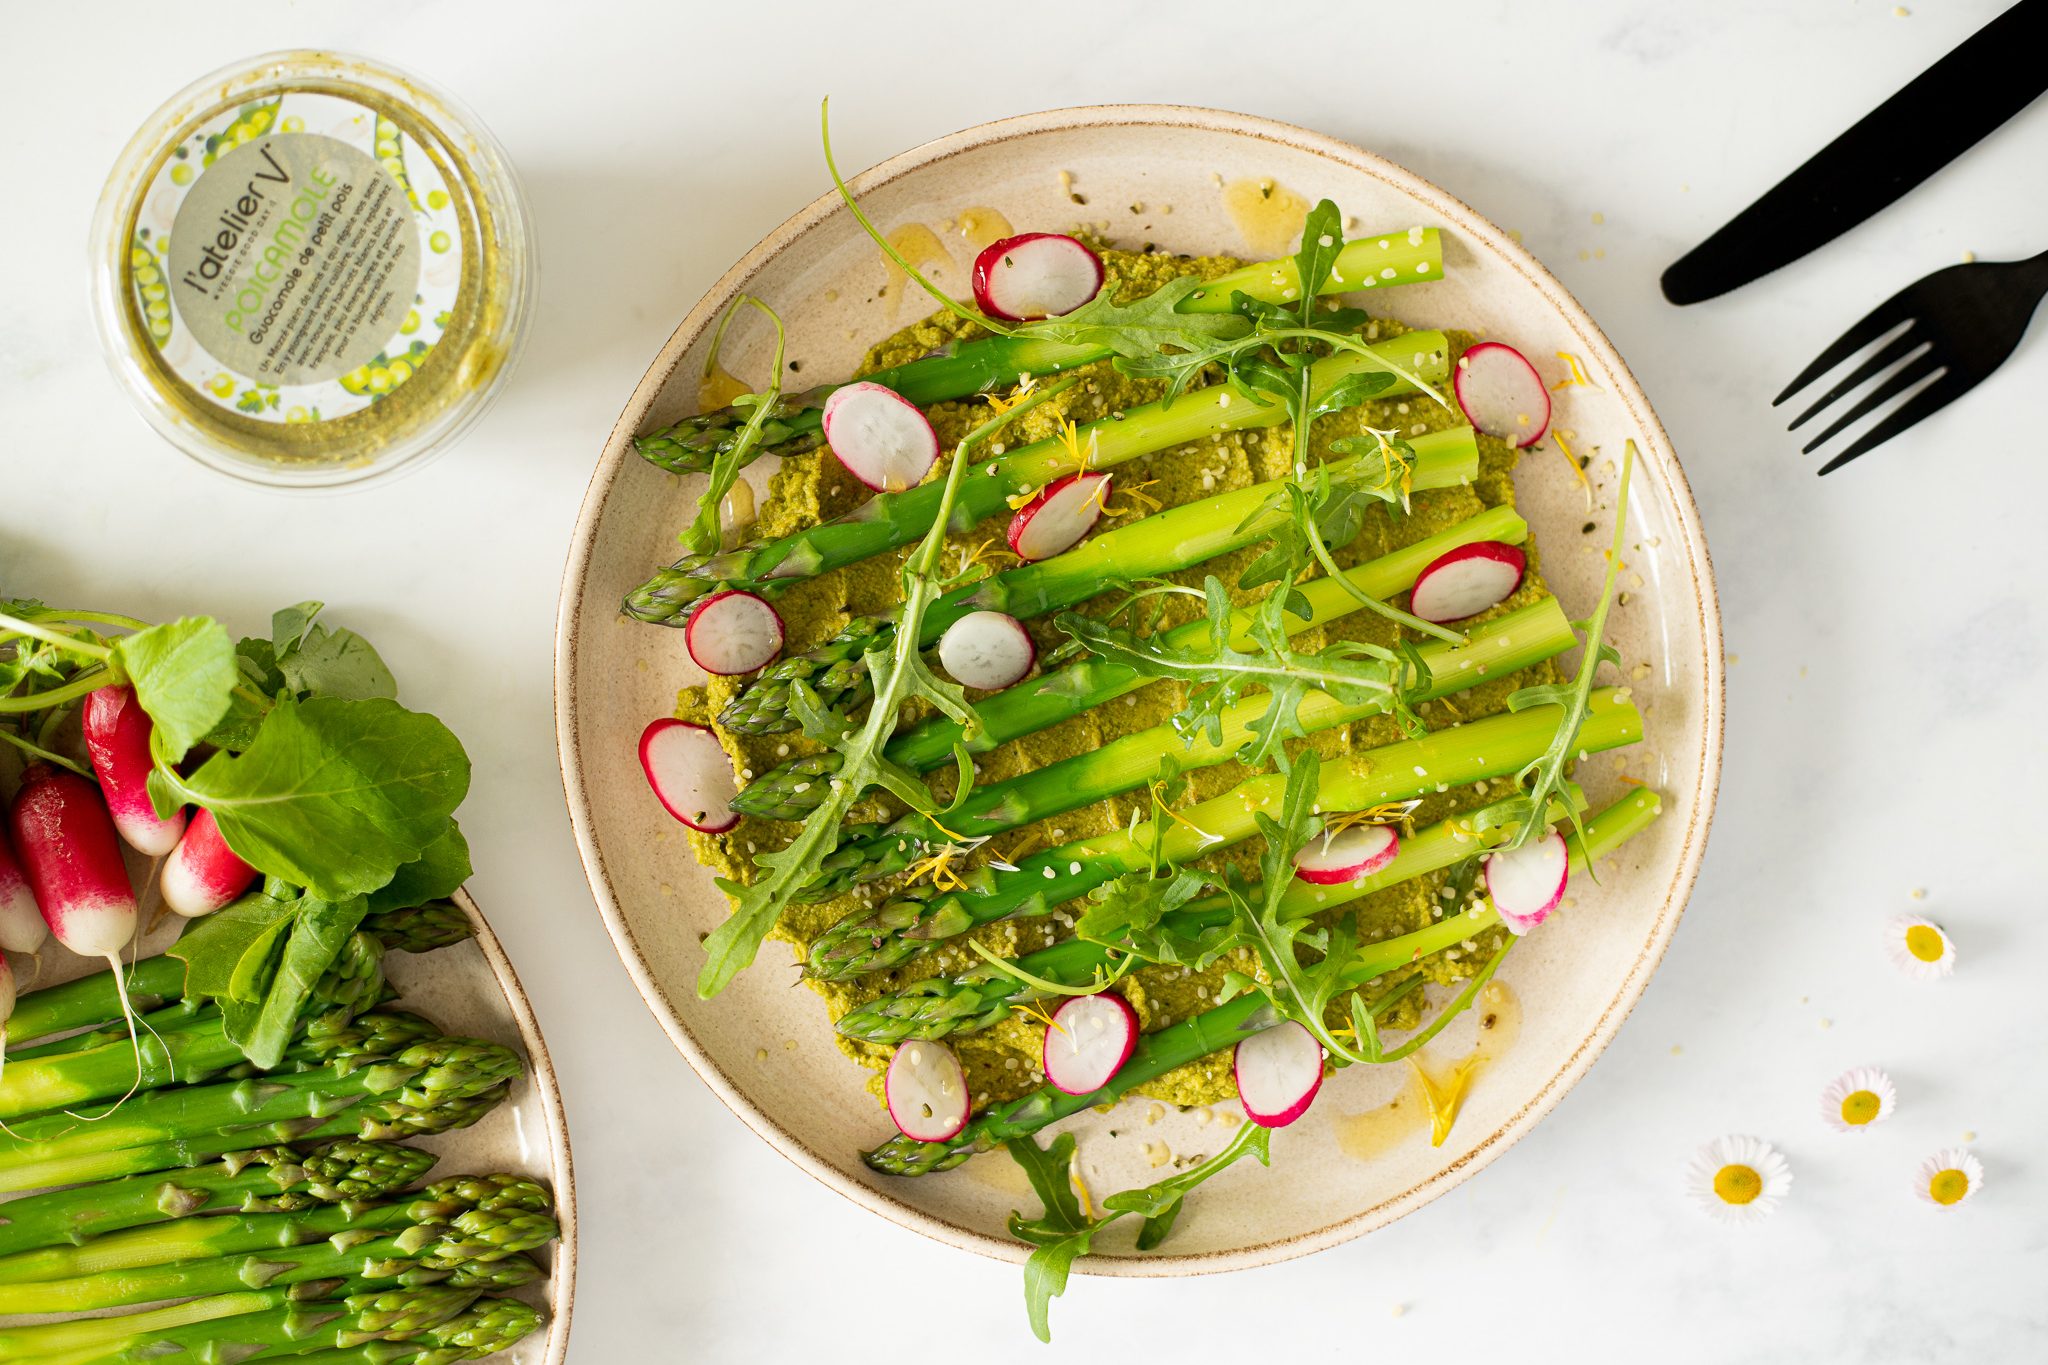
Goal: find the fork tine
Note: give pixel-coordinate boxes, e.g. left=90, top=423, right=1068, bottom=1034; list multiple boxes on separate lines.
left=1786, top=330, right=1923, bottom=431
left=1800, top=351, right=1944, bottom=453
left=1773, top=291, right=1916, bottom=406
left=1816, top=369, right=1976, bottom=475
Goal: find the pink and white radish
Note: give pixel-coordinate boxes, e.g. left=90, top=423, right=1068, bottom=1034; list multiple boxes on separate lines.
left=1041, top=992, right=1138, bottom=1095
left=82, top=684, right=187, bottom=857
left=9, top=766, right=137, bottom=963
left=971, top=233, right=1105, bottom=322
left=684, top=590, right=784, bottom=676
left=638, top=719, right=741, bottom=834
left=1234, top=1019, right=1325, bottom=1128
left=1409, top=541, right=1527, bottom=624
left=937, top=611, right=1035, bottom=691
left=160, top=809, right=259, bottom=918
left=1484, top=830, right=1570, bottom=935
left=0, top=827, right=47, bottom=956
left=1292, top=822, right=1399, bottom=885
left=885, top=1038, right=970, bottom=1142
left=820, top=382, right=940, bottom=492
left=1007, top=472, right=1109, bottom=562
left=1452, top=342, right=1551, bottom=447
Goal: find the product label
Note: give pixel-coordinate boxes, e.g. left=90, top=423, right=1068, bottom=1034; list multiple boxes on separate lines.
left=131, top=92, right=465, bottom=425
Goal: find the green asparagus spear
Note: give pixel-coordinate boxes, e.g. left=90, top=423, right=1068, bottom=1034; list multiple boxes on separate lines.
left=623, top=330, right=1450, bottom=623
left=0, top=1023, right=522, bottom=1194
left=360, top=898, right=476, bottom=955
left=794, top=597, right=1573, bottom=900
left=0, top=1007, right=442, bottom=1121
left=834, top=786, right=1582, bottom=1044
left=717, top=426, right=1478, bottom=734
left=276, top=1296, right=549, bottom=1365
left=0, top=1172, right=546, bottom=1287
left=27, top=1291, right=545, bottom=1365
left=0, top=1139, right=438, bottom=1258
left=737, top=504, right=1528, bottom=818
left=864, top=788, right=1663, bottom=1174
left=0, top=1283, right=481, bottom=1361
left=808, top=689, right=1642, bottom=979
left=632, top=230, right=1444, bottom=475
left=0, top=1190, right=554, bottom=1313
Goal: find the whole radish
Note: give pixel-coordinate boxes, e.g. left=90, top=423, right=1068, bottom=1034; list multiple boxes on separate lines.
left=8, top=764, right=143, bottom=1107
left=0, top=826, right=47, bottom=956
left=82, top=684, right=187, bottom=856
left=161, top=808, right=259, bottom=918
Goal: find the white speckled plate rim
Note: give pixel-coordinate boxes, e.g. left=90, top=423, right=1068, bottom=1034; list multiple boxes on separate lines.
left=554, top=103, right=1723, bottom=1278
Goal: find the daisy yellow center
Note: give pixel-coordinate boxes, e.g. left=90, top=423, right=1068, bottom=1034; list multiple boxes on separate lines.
left=1905, top=924, right=1946, bottom=962
left=1713, top=1163, right=1762, bottom=1205
left=1840, top=1090, right=1882, bottom=1125
left=1929, top=1169, right=1970, bottom=1205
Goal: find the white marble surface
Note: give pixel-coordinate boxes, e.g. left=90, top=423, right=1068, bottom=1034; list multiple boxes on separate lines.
left=4, top=1, right=2045, bottom=1359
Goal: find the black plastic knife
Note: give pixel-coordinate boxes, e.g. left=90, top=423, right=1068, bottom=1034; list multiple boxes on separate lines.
left=1662, top=0, right=2048, bottom=305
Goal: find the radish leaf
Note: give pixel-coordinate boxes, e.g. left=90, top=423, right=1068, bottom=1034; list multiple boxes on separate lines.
left=278, top=625, right=396, bottom=701
left=161, top=695, right=470, bottom=901
left=111, top=617, right=237, bottom=762
left=170, top=893, right=297, bottom=1002
left=366, top=819, right=471, bottom=915
left=225, top=894, right=370, bottom=1069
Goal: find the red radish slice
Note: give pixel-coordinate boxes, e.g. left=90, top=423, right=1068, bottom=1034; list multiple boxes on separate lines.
left=1409, top=541, right=1528, bottom=624
left=82, top=685, right=187, bottom=857
left=685, top=590, right=784, bottom=676
left=1292, top=823, right=1399, bottom=885
left=1234, top=1020, right=1325, bottom=1128
left=885, top=1039, right=970, bottom=1142
left=8, top=766, right=136, bottom=959
left=161, top=809, right=259, bottom=919
left=821, top=382, right=940, bottom=492
left=938, top=611, right=1035, bottom=691
left=1007, top=472, right=1109, bottom=562
left=1042, top=992, right=1139, bottom=1095
left=971, top=233, right=1105, bottom=322
left=1485, top=831, right=1570, bottom=935
left=638, top=719, right=741, bottom=833
left=0, top=828, right=47, bottom=956
left=1453, top=342, right=1551, bottom=447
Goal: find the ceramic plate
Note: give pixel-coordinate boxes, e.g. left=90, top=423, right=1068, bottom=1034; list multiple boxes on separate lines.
left=556, top=105, right=1721, bottom=1274
left=1, top=889, right=576, bottom=1361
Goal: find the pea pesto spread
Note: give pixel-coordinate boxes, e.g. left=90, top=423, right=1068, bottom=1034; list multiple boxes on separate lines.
left=668, top=244, right=1556, bottom=1114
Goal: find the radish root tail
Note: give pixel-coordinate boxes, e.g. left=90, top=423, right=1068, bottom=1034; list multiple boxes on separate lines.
left=61, top=953, right=153, bottom=1123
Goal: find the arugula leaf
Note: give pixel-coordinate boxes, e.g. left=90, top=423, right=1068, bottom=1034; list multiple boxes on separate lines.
left=1075, top=867, right=1216, bottom=965
left=1005, top=1121, right=1273, bottom=1341
left=1290, top=200, right=1347, bottom=328
left=159, top=695, right=470, bottom=901
left=685, top=298, right=788, bottom=557
left=366, top=818, right=471, bottom=915
left=109, top=617, right=236, bottom=762
left=1021, top=274, right=1251, bottom=368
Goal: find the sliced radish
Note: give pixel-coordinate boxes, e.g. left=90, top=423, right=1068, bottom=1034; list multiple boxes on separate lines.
left=1234, top=1020, right=1324, bottom=1128
left=1452, top=342, right=1551, bottom=448
left=161, top=808, right=260, bottom=919
left=1007, top=472, right=1109, bottom=562
left=971, top=233, right=1105, bottom=322
left=885, top=1039, right=970, bottom=1142
left=0, top=827, right=47, bottom=956
left=1041, top=992, right=1138, bottom=1095
left=638, top=719, right=741, bottom=833
left=820, top=382, right=940, bottom=492
left=1292, top=823, right=1399, bottom=885
left=1485, top=830, right=1570, bottom=935
left=684, top=590, right=784, bottom=676
left=937, top=611, right=1035, bottom=691
left=1409, top=541, right=1528, bottom=624
left=82, top=685, right=187, bottom=857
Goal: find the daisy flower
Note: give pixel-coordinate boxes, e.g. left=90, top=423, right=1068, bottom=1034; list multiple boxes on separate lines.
left=1886, top=914, right=1955, bottom=979
left=1915, top=1148, right=1984, bottom=1208
left=1685, top=1135, right=1792, bottom=1224
left=1819, top=1066, right=1897, bottom=1133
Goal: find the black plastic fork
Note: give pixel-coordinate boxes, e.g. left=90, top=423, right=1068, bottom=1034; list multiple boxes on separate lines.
left=1775, top=248, right=2048, bottom=474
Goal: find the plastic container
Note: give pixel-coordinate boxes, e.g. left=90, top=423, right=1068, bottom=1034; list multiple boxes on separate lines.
left=90, top=51, right=536, bottom=491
